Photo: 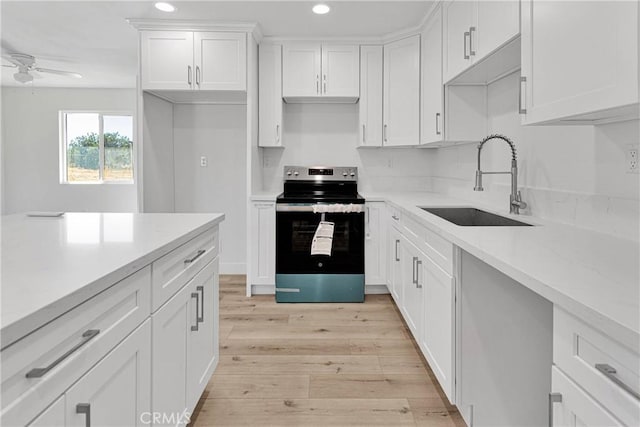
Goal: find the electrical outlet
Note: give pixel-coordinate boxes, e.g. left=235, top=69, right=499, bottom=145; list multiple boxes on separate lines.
left=200, top=156, right=208, bottom=167
left=627, top=146, right=639, bottom=174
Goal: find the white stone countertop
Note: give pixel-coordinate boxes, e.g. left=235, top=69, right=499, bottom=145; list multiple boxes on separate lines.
left=363, top=192, right=639, bottom=349
left=1, top=212, right=224, bottom=349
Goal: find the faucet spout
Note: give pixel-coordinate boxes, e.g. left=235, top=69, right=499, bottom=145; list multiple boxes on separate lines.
left=473, top=134, right=526, bottom=214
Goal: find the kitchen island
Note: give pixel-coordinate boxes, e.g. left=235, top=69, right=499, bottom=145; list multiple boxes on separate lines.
left=1, top=212, right=224, bottom=426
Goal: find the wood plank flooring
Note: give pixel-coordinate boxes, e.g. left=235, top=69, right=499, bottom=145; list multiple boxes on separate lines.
left=190, top=275, right=465, bottom=426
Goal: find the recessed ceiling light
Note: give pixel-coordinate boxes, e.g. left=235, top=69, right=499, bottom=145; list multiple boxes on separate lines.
left=154, top=2, right=176, bottom=12
left=312, top=4, right=330, bottom=15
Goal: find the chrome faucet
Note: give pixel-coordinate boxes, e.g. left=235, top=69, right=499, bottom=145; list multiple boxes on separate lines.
left=474, top=134, right=527, bottom=214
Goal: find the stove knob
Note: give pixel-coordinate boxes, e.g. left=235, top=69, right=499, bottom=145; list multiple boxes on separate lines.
left=294, top=171, right=299, bottom=176
left=342, top=172, right=348, bottom=177
left=350, top=172, right=355, bottom=177
left=286, top=171, right=292, bottom=176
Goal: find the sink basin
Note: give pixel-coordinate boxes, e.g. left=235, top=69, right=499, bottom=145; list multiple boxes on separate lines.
left=420, top=207, right=533, bottom=227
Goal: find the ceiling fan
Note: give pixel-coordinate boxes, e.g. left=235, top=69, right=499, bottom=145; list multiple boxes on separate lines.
left=2, top=53, right=82, bottom=83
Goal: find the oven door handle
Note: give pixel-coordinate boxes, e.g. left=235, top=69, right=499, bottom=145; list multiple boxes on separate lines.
left=276, top=204, right=365, bottom=213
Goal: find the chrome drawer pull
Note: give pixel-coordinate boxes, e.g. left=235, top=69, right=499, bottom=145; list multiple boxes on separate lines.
left=596, top=363, right=640, bottom=400
left=412, top=257, right=418, bottom=285
left=391, top=215, right=399, bottom=221
left=26, top=329, right=100, bottom=378
left=184, top=249, right=206, bottom=265
left=191, top=292, right=200, bottom=331
left=416, top=259, right=422, bottom=288
left=548, top=392, right=562, bottom=427
left=463, top=31, right=470, bottom=60
left=395, top=239, right=400, bottom=262
left=76, top=403, right=91, bottom=427
left=196, top=285, right=205, bottom=323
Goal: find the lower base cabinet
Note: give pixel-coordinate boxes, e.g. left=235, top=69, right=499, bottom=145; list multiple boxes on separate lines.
left=152, top=258, right=219, bottom=426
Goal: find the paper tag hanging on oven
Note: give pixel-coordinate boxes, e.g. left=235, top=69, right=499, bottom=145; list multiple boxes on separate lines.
left=311, top=221, right=335, bottom=256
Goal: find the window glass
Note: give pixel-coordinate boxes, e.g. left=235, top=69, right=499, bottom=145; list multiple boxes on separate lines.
left=103, top=115, right=133, bottom=181
left=65, top=113, right=100, bottom=182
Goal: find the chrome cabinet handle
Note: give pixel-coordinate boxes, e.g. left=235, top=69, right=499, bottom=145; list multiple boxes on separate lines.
left=184, top=249, right=205, bottom=265
left=548, top=392, right=562, bottom=427
left=197, top=285, right=205, bottom=323
left=196, top=65, right=201, bottom=86
left=412, top=257, right=418, bottom=285
left=463, top=31, right=470, bottom=60
left=77, top=403, right=91, bottom=427
left=383, top=124, right=388, bottom=142
left=316, top=74, right=319, bottom=94
left=391, top=215, right=399, bottom=221
left=366, top=207, right=370, bottom=225
left=596, top=363, right=640, bottom=400
left=362, top=124, right=365, bottom=143
left=435, top=113, right=441, bottom=135
left=469, top=27, right=476, bottom=56
left=395, top=239, right=400, bottom=262
left=416, top=259, right=422, bottom=288
left=276, top=124, right=280, bottom=142
left=187, top=65, right=192, bottom=86
left=323, top=74, right=327, bottom=94
left=26, top=329, right=100, bottom=378
left=191, top=292, right=200, bottom=331
left=519, top=76, right=527, bottom=114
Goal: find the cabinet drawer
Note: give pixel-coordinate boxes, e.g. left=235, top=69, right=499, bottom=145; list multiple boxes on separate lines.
left=1, top=266, right=151, bottom=427
left=152, top=227, right=218, bottom=311
left=554, top=307, right=640, bottom=426
left=402, top=213, right=453, bottom=275
left=551, top=366, right=623, bottom=427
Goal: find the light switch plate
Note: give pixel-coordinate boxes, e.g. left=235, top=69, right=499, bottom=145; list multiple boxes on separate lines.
left=200, top=156, right=208, bottom=167
left=627, top=146, right=639, bottom=174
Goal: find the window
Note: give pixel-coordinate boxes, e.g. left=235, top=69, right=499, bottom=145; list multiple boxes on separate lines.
left=60, top=112, right=134, bottom=183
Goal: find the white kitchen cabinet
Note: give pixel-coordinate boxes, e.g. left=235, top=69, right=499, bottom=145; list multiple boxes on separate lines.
left=66, top=320, right=151, bottom=427
left=383, top=35, right=420, bottom=146
left=365, top=202, right=386, bottom=285
left=421, top=7, right=444, bottom=145
left=420, top=253, right=455, bottom=402
left=551, top=367, right=623, bottom=427
left=282, top=42, right=359, bottom=101
left=28, top=396, right=65, bottom=427
left=400, top=237, right=424, bottom=338
left=250, top=201, right=276, bottom=286
left=258, top=44, right=283, bottom=147
left=443, top=0, right=519, bottom=83
left=520, top=0, right=639, bottom=125
left=152, top=259, right=219, bottom=426
left=141, top=31, right=246, bottom=92
left=358, top=45, right=383, bottom=147
left=387, top=218, right=402, bottom=303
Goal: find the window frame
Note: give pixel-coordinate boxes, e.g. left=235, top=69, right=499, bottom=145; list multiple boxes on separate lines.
left=59, top=110, right=135, bottom=185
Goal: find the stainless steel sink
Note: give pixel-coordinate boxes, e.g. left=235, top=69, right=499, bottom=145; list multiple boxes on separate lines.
left=420, top=207, right=533, bottom=227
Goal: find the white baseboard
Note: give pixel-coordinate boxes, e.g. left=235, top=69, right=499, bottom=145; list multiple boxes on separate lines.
left=221, top=262, right=246, bottom=275
left=249, top=284, right=390, bottom=296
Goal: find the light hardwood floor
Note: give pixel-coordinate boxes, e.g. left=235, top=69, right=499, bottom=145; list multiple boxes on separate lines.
left=190, top=275, right=465, bottom=426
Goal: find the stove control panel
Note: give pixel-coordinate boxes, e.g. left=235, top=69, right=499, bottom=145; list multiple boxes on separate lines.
left=283, top=166, right=358, bottom=182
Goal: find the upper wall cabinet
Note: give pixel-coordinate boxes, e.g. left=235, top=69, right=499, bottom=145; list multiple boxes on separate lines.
left=520, top=0, right=639, bottom=125
left=383, top=35, right=421, bottom=146
left=258, top=44, right=283, bottom=147
left=282, top=43, right=359, bottom=102
left=359, top=45, right=383, bottom=147
left=141, top=31, right=247, bottom=92
left=443, top=0, right=520, bottom=84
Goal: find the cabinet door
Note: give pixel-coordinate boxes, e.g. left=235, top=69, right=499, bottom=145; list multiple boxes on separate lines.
left=321, top=45, right=359, bottom=97
left=521, top=0, right=638, bottom=124
left=187, top=259, right=220, bottom=410
left=251, top=202, right=276, bottom=285
left=194, top=32, right=246, bottom=91
left=442, top=0, right=474, bottom=83
left=151, top=282, right=193, bottom=424
left=365, top=202, right=386, bottom=285
left=387, top=225, right=402, bottom=303
left=474, top=0, right=519, bottom=61
left=141, top=31, right=194, bottom=90
left=551, top=367, right=623, bottom=427
left=359, top=46, right=383, bottom=147
left=421, top=7, right=444, bottom=145
left=421, top=254, right=455, bottom=403
left=28, top=396, right=65, bottom=427
left=258, top=44, right=283, bottom=147
left=400, top=238, right=423, bottom=339
left=383, top=35, right=421, bottom=146
left=282, top=43, right=321, bottom=97
left=66, top=320, right=151, bottom=427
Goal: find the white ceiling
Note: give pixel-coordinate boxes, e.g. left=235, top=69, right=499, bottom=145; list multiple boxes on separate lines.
left=1, top=1, right=432, bottom=88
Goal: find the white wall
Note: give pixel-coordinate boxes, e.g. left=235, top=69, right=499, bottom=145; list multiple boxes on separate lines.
left=173, top=104, right=247, bottom=274
left=2, top=87, right=137, bottom=214
left=429, top=72, right=640, bottom=239
left=261, top=103, right=432, bottom=193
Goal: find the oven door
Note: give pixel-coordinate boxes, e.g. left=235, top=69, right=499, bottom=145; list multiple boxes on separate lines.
left=276, top=204, right=364, bottom=275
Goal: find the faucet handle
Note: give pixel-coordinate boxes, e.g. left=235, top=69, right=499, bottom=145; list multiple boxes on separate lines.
left=515, top=191, right=527, bottom=209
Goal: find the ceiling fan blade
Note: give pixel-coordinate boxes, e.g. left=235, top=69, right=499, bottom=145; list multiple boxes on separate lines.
left=34, top=67, right=82, bottom=78
left=1, top=63, right=17, bottom=68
